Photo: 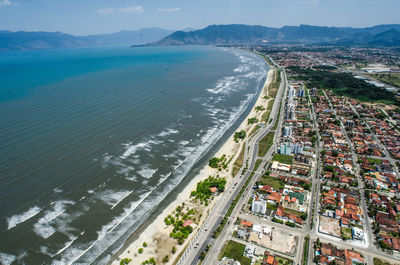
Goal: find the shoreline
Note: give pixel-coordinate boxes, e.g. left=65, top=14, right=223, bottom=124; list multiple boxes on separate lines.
left=110, top=56, right=275, bottom=265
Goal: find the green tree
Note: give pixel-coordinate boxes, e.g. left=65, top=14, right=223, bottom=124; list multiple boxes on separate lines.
left=208, top=157, right=220, bottom=168
left=162, top=255, right=169, bottom=263
left=120, top=258, right=132, bottom=265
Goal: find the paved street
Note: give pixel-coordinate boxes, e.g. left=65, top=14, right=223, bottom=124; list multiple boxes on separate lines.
left=176, top=58, right=400, bottom=265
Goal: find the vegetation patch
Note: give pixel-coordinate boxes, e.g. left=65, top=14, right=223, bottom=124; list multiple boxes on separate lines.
left=275, top=256, right=293, bottom=265
left=257, top=131, right=275, bottom=157
left=255, top=105, right=265, bottom=112
left=232, top=144, right=246, bottom=177
left=248, top=117, right=259, bottom=125
left=262, top=100, right=274, bottom=122
left=190, top=176, right=226, bottom=205
left=302, top=236, right=310, bottom=265
left=234, top=130, right=246, bottom=143
left=258, top=175, right=285, bottom=190
left=341, top=227, right=352, bottom=240
left=373, top=257, right=394, bottom=265
left=220, top=240, right=251, bottom=265
left=164, top=203, right=197, bottom=244
left=248, top=127, right=260, bottom=139
left=272, top=154, right=293, bottom=165
left=287, top=66, right=399, bottom=105
left=367, top=157, right=382, bottom=164
left=120, top=258, right=132, bottom=265
left=209, top=154, right=228, bottom=170
left=283, top=207, right=304, bottom=218
left=367, top=73, right=400, bottom=89
left=141, top=257, right=156, bottom=265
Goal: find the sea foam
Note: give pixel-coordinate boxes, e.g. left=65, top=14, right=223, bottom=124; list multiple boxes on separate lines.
left=33, top=200, right=75, bottom=239
left=7, top=206, right=42, bottom=230
left=0, top=252, right=16, bottom=265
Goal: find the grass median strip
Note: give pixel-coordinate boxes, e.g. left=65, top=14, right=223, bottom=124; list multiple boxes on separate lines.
left=302, top=235, right=310, bottom=265
left=232, top=143, right=246, bottom=177
left=257, top=131, right=275, bottom=157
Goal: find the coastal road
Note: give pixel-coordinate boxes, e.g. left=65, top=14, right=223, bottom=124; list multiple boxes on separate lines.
left=175, top=64, right=287, bottom=265
left=200, top=69, right=288, bottom=265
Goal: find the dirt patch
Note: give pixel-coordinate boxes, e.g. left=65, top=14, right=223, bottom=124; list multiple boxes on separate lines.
left=319, top=215, right=341, bottom=238
left=248, top=228, right=298, bottom=255
left=153, top=232, right=177, bottom=263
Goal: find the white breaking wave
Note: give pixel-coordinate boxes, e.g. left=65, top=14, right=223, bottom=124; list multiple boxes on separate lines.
left=116, top=165, right=134, bottom=177
left=33, top=200, right=75, bottom=239
left=120, top=139, right=162, bottom=159
left=179, top=140, right=190, bottom=146
left=52, top=191, right=152, bottom=265
left=53, top=236, right=78, bottom=257
left=207, top=76, right=240, bottom=94
left=157, top=172, right=172, bottom=186
left=0, top=252, right=16, bottom=265
left=137, top=166, right=157, bottom=179
left=234, top=65, right=250, bottom=73
left=125, top=176, right=137, bottom=182
left=96, top=190, right=133, bottom=209
left=53, top=188, right=63, bottom=193
left=158, top=128, right=179, bottom=137
left=7, top=206, right=42, bottom=230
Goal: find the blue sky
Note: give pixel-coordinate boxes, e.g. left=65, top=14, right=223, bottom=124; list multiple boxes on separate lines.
left=0, top=0, right=399, bottom=35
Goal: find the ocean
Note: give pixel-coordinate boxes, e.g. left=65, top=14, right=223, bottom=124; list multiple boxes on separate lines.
left=0, top=46, right=268, bottom=264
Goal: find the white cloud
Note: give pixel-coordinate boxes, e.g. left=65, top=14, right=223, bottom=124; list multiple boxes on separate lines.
left=299, top=0, right=320, bottom=6
left=0, top=0, right=11, bottom=7
left=97, top=5, right=144, bottom=15
left=311, top=0, right=320, bottom=5
left=157, top=7, right=181, bottom=13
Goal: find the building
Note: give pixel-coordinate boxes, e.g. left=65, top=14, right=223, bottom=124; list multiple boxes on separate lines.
left=298, top=86, right=305, bottom=97
left=279, top=142, right=303, bottom=155
left=283, top=126, right=292, bottom=137
left=311, top=87, right=318, bottom=97
left=251, top=198, right=267, bottom=215
left=352, top=227, right=365, bottom=241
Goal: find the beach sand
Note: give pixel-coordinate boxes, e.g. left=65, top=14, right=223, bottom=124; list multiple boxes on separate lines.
left=111, top=67, right=275, bottom=265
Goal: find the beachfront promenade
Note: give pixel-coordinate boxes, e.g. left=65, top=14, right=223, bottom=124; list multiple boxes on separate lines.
left=176, top=61, right=288, bottom=265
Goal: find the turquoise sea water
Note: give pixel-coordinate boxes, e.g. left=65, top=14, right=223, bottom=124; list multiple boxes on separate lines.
left=0, top=46, right=267, bottom=264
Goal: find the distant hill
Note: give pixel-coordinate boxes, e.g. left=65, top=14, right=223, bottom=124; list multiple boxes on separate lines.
left=0, top=28, right=173, bottom=52
left=81, top=28, right=174, bottom=46
left=0, top=31, right=87, bottom=52
left=152, top=24, right=400, bottom=46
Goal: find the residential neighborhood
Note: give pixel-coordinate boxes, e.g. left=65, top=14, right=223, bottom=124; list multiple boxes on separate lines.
left=210, top=48, right=400, bottom=265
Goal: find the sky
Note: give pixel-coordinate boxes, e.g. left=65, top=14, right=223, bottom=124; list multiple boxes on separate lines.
left=0, top=0, right=399, bottom=35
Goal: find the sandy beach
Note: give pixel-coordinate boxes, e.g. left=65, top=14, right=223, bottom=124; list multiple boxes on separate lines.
left=111, top=65, right=275, bottom=265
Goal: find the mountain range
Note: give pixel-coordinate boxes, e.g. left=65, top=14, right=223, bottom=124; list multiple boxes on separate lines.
left=153, top=24, right=400, bottom=46
left=1, top=24, right=400, bottom=52
left=0, top=28, right=173, bottom=52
